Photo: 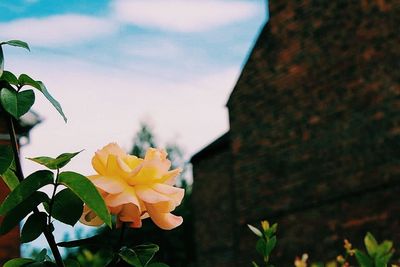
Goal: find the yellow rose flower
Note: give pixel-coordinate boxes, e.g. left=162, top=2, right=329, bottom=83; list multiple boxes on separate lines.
left=80, top=143, right=184, bottom=230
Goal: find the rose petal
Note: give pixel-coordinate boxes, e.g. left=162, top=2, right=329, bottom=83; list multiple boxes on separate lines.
left=135, top=185, right=170, bottom=203
left=105, top=187, right=140, bottom=210
left=118, top=203, right=142, bottom=228
left=79, top=206, right=104, bottom=226
left=160, top=168, right=181, bottom=185
left=89, top=175, right=126, bottom=194
left=152, top=183, right=184, bottom=206
left=145, top=203, right=183, bottom=230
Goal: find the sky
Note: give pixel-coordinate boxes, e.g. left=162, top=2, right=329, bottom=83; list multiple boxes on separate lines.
left=0, top=0, right=268, bottom=257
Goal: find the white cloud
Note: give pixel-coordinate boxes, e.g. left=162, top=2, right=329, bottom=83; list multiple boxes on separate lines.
left=0, top=14, right=117, bottom=47
left=112, top=0, right=259, bottom=32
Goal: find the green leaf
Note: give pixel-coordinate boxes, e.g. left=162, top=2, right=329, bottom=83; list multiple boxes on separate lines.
left=119, top=244, right=160, bottom=267
left=265, top=223, right=278, bottom=237
left=1, top=168, right=20, bottom=190
left=35, top=248, right=47, bottom=262
left=119, top=248, right=142, bottom=267
left=1, top=40, right=30, bottom=51
left=18, top=74, right=40, bottom=89
left=148, top=263, right=169, bottom=267
left=355, top=250, right=373, bottom=267
left=265, top=236, right=277, bottom=255
left=0, top=191, right=49, bottom=235
left=64, top=259, right=80, bottom=267
left=17, top=74, right=66, bottom=122
left=377, top=240, right=393, bottom=255
left=63, top=259, right=80, bottom=267
left=248, top=224, right=263, bottom=237
left=58, top=171, right=111, bottom=227
left=0, top=170, right=53, bottom=215
left=251, top=262, right=260, bottom=267
left=256, top=239, right=266, bottom=256
left=51, top=188, right=83, bottom=226
left=3, top=258, right=35, bottom=267
left=0, top=71, right=19, bottom=85
left=37, top=81, right=67, bottom=122
left=0, top=145, right=13, bottom=174
left=28, top=151, right=82, bottom=170
left=20, top=212, right=47, bottom=243
left=27, top=262, right=58, bottom=267
left=364, top=232, right=378, bottom=257
left=0, top=88, right=35, bottom=118
left=0, top=46, right=4, bottom=77
left=133, top=244, right=159, bottom=266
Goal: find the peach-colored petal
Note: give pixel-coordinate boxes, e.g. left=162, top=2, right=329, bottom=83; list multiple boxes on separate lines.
left=152, top=183, right=184, bottom=206
left=94, top=143, right=126, bottom=165
left=146, top=203, right=183, bottom=230
left=135, top=185, right=170, bottom=203
left=105, top=187, right=140, bottom=209
left=79, top=206, right=104, bottom=226
left=160, top=168, right=181, bottom=185
left=124, top=155, right=143, bottom=170
left=118, top=203, right=142, bottom=228
left=89, top=175, right=126, bottom=194
left=148, top=201, right=175, bottom=213
left=92, top=156, right=106, bottom=175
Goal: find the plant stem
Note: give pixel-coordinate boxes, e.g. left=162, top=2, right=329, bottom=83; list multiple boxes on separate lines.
left=48, top=169, right=60, bottom=225
left=5, top=114, right=65, bottom=267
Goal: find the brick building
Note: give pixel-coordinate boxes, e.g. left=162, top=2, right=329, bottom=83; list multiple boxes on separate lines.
left=0, top=111, right=40, bottom=265
left=191, top=0, right=400, bottom=266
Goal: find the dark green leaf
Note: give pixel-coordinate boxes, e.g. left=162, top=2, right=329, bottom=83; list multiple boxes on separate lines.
left=21, top=212, right=47, bottom=243
left=1, top=40, right=30, bottom=51
left=58, top=171, right=111, bottom=227
left=265, top=236, right=277, bottom=255
left=355, top=250, right=373, bottom=267
left=37, top=81, right=67, bottom=122
left=268, top=223, right=278, bottom=236
left=256, top=239, right=266, bottom=256
left=364, top=232, right=378, bottom=257
left=27, top=262, right=57, bottom=267
left=377, top=240, right=393, bottom=255
left=18, top=74, right=40, bottom=89
left=0, top=170, right=53, bottom=215
left=133, top=244, right=159, bottom=266
left=28, top=151, right=82, bottom=170
left=375, top=251, right=393, bottom=267
left=0, top=191, right=49, bottom=235
left=119, top=248, right=142, bottom=267
left=1, top=71, right=19, bottom=85
left=3, top=258, right=35, bottom=267
left=1, top=168, right=20, bottom=190
left=35, top=249, right=47, bottom=262
left=0, top=46, right=3, bottom=77
left=51, top=188, right=83, bottom=226
left=0, top=145, right=13, bottom=174
left=148, top=263, right=169, bottom=267
left=64, top=259, right=80, bottom=267
left=0, top=88, right=35, bottom=118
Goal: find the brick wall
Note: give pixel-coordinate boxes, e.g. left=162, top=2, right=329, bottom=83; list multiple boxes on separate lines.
left=192, top=0, right=400, bottom=265
left=191, top=134, right=236, bottom=267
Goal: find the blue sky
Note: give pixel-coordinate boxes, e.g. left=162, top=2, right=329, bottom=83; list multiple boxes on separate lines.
left=0, top=0, right=267, bottom=256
